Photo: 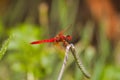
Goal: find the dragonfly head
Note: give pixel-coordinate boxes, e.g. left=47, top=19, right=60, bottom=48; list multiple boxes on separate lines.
left=66, top=35, right=72, bottom=42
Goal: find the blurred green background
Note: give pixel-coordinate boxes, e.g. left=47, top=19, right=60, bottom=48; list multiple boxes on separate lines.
left=0, top=0, right=120, bottom=80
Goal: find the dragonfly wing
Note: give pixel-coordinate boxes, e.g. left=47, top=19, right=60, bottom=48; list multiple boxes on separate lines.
left=58, top=24, right=72, bottom=36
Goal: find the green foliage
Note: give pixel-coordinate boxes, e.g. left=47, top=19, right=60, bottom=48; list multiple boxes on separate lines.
left=0, top=23, right=61, bottom=80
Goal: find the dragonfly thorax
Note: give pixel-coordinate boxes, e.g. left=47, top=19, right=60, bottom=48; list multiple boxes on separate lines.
left=55, top=35, right=72, bottom=43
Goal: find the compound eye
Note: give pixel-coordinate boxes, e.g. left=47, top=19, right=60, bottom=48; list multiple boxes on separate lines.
left=66, top=35, right=72, bottom=41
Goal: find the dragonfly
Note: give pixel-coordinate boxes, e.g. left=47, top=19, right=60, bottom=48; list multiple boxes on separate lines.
left=30, top=26, right=72, bottom=47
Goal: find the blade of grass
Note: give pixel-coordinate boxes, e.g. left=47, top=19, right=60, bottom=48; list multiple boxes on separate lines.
left=70, top=44, right=91, bottom=79
left=0, top=36, right=12, bottom=60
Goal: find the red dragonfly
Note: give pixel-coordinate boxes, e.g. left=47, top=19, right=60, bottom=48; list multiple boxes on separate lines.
left=30, top=26, right=72, bottom=47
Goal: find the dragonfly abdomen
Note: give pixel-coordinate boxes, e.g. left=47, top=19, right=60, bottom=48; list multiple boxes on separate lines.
left=30, top=38, right=56, bottom=44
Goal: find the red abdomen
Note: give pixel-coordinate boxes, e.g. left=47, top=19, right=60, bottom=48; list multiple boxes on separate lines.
left=30, top=38, right=56, bottom=44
